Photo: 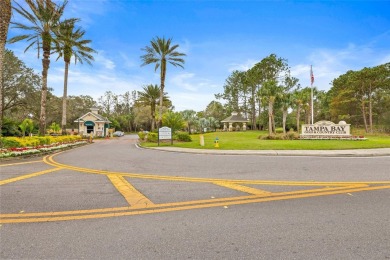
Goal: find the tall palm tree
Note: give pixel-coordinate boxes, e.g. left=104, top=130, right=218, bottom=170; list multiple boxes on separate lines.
left=54, top=19, right=96, bottom=134
left=140, top=36, right=186, bottom=127
left=293, top=87, right=311, bottom=133
left=8, top=0, right=68, bottom=135
left=260, top=80, right=283, bottom=136
left=137, top=84, right=169, bottom=131
left=280, top=92, right=292, bottom=135
left=0, top=0, right=12, bottom=137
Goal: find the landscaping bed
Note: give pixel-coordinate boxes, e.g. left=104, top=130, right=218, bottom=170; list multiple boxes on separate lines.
left=0, top=136, right=88, bottom=159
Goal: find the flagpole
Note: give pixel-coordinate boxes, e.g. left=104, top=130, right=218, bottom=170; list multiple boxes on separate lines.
left=310, top=65, right=314, bottom=124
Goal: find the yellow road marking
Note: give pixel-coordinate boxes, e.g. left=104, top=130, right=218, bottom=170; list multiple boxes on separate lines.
left=1, top=184, right=389, bottom=224
left=0, top=160, right=42, bottom=167
left=0, top=168, right=62, bottom=186
left=44, top=154, right=390, bottom=186
left=214, top=181, right=272, bottom=195
left=1, top=153, right=387, bottom=224
left=1, top=185, right=359, bottom=218
left=107, top=174, right=155, bottom=207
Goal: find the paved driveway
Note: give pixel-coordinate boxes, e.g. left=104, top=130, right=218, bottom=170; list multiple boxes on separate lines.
left=1, top=135, right=389, bottom=259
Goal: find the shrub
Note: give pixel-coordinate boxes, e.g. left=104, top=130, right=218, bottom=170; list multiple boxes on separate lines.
left=146, top=132, right=158, bottom=142
left=260, top=134, right=283, bottom=140
left=1, top=137, right=21, bottom=148
left=283, top=131, right=299, bottom=140
left=275, top=128, right=284, bottom=134
left=138, top=131, right=146, bottom=140
left=0, top=135, right=82, bottom=148
left=176, top=132, right=192, bottom=142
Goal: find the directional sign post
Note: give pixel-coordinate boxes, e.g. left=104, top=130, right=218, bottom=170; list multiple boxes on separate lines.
left=158, top=126, right=172, bottom=146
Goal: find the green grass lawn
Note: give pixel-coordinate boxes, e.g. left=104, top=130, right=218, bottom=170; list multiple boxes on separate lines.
left=141, top=130, right=390, bottom=150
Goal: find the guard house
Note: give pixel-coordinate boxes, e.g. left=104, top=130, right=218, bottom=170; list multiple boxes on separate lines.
left=221, top=112, right=249, bottom=131
left=74, top=107, right=111, bottom=137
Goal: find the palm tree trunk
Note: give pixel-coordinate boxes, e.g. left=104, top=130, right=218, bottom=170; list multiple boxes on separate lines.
left=251, top=88, right=257, bottom=130
left=361, top=100, right=368, bottom=133
left=0, top=0, right=12, bottom=137
left=257, top=98, right=262, bottom=130
left=159, top=59, right=166, bottom=128
left=39, top=34, right=51, bottom=136
left=296, top=105, right=301, bottom=133
left=61, top=61, right=69, bottom=135
left=268, top=99, right=273, bottom=136
left=283, top=109, right=287, bottom=135
left=151, top=102, right=156, bottom=131
left=369, top=83, right=373, bottom=133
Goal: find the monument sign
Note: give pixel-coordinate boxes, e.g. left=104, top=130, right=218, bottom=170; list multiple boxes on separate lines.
left=158, top=126, right=172, bottom=145
left=300, top=121, right=351, bottom=139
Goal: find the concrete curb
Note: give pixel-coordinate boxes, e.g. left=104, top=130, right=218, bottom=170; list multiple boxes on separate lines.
left=137, top=144, right=390, bottom=157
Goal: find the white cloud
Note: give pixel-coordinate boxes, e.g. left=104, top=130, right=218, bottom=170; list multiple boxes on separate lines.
left=94, top=51, right=115, bottom=70
left=170, top=92, right=216, bottom=112
left=291, top=43, right=390, bottom=91
left=228, top=59, right=258, bottom=72
left=169, top=72, right=219, bottom=92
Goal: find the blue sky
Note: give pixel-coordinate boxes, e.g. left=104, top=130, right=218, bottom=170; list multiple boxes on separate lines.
left=7, top=0, right=390, bottom=111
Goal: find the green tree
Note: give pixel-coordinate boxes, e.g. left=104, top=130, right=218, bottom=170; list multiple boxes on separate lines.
left=49, top=122, right=60, bottom=134
left=260, top=80, right=284, bottom=135
left=9, top=0, right=68, bottom=136
left=181, top=109, right=197, bottom=134
left=280, top=75, right=299, bottom=134
left=2, top=50, right=41, bottom=121
left=293, top=87, right=311, bottom=133
left=330, top=63, right=390, bottom=132
left=216, top=70, right=244, bottom=115
left=280, top=92, right=292, bottom=135
left=137, top=84, right=168, bottom=131
left=19, top=118, right=34, bottom=137
left=204, top=101, right=225, bottom=122
left=140, top=36, right=186, bottom=127
left=0, top=0, right=12, bottom=136
left=162, top=111, right=185, bottom=133
left=54, top=19, right=96, bottom=135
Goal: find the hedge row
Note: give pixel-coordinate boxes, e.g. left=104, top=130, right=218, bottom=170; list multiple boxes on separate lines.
left=0, top=135, right=83, bottom=148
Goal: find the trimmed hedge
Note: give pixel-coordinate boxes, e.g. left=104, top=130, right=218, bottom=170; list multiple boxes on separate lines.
left=146, top=132, right=158, bottom=142
left=175, top=132, right=192, bottom=142
left=0, top=135, right=82, bottom=148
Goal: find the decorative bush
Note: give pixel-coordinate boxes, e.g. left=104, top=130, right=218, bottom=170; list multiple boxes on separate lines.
left=0, top=135, right=82, bottom=148
left=138, top=131, right=146, bottom=140
left=275, top=128, right=284, bottom=134
left=283, top=131, right=299, bottom=140
left=175, top=132, right=192, bottom=142
left=260, top=134, right=283, bottom=140
left=1, top=138, right=20, bottom=148
left=146, top=132, right=158, bottom=142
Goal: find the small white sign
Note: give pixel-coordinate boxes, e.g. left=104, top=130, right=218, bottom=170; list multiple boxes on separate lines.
left=159, top=127, right=172, bottom=140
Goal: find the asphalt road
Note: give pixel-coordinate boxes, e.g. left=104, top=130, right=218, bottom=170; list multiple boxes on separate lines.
left=1, top=134, right=389, bottom=259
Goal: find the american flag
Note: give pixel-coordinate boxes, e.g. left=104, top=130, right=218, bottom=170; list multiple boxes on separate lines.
left=310, top=65, right=314, bottom=85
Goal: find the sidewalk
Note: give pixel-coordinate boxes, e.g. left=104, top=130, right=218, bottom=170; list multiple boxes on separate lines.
left=147, top=146, right=390, bottom=157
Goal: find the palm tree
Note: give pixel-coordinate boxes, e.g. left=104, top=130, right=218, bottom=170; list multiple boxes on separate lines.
left=280, top=92, right=292, bottom=135
left=140, top=36, right=186, bottom=127
left=293, top=87, right=311, bottom=133
left=137, top=84, right=169, bottom=131
left=181, top=109, right=197, bottom=134
left=260, top=80, right=283, bottom=136
left=8, top=0, right=68, bottom=136
left=0, top=0, right=12, bottom=137
left=54, top=19, right=96, bottom=135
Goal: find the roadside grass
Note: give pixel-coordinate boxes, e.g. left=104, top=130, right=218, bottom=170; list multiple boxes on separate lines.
left=140, top=130, right=390, bottom=150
